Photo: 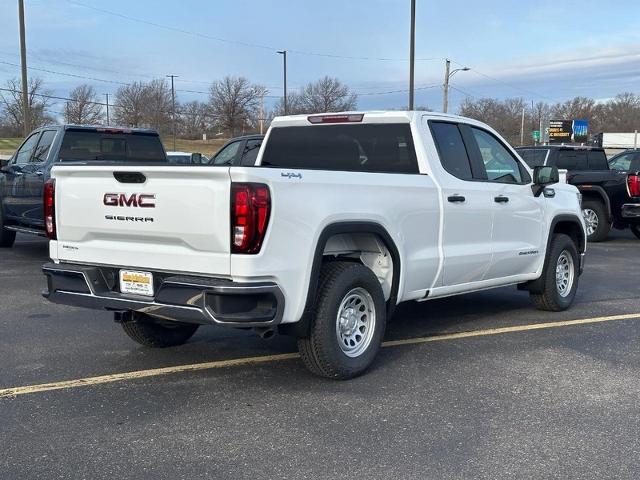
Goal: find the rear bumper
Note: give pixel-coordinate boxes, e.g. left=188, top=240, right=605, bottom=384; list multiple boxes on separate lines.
left=621, top=203, right=640, bottom=220
left=42, top=262, right=285, bottom=327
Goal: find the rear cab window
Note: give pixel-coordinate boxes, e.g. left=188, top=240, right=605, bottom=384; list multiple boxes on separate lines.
left=518, top=149, right=548, bottom=168
left=556, top=150, right=588, bottom=170
left=587, top=150, right=609, bottom=170
left=58, top=129, right=166, bottom=163
left=261, top=124, right=419, bottom=174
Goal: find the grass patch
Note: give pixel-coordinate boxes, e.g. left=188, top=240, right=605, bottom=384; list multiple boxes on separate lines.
left=161, top=137, right=229, bottom=157
left=0, top=138, right=22, bottom=156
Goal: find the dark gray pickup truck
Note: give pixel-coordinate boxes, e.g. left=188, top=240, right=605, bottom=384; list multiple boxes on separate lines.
left=0, top=125, right=166, bottom=248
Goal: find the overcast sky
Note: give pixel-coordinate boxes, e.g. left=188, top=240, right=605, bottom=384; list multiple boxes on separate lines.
left=1, top=0, right=639, bottom=115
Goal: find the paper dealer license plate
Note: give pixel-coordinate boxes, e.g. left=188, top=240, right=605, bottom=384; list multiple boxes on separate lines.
left=119, top=270, right=154, bottom=296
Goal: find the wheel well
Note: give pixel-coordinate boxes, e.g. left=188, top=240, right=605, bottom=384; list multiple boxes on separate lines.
left=553, top=220, right=585, bottom=253
left=322, top=232, right=393, bottom=301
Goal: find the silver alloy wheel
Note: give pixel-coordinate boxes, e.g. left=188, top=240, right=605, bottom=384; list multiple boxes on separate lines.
left=555, top=250, right=575, bottom=298
left=335, top=287, right=376, bottom=358
left=583, top=208, right=599, bottom=236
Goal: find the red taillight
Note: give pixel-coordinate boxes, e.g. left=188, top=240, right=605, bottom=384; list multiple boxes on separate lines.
left=43, top=179, right=56, bottom=239
left=307, top=114, right=364, bottom=124
left=231, top=183, right=270, bottom=254
left=628, top=174, right=640, bottom=197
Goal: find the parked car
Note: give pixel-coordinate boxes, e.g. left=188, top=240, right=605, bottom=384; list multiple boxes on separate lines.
left=0, top=125, right=167, bottom=248
left=166, top=151, right=209, bottom=165
left=43, top=112, right=585, bottom=379
left=516, top=145, right=640, bottom=241
left=210, top=134, right=263, bottom=166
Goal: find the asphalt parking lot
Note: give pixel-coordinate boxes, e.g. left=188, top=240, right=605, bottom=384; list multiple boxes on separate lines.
left=1, top=231, right=639, bottom=479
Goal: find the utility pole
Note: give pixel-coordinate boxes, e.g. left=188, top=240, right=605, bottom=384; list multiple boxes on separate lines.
left=443, top=59, right=451, bottom=114
left=166, top=74, right=178, bottom=150
left=104, top=93, right=110, bottom=126
left=520, top=107, right=525, bottom=146
left=277, top=51, right=287, bottom=114
left=408, top=0, right=416, bottom=110
left=259, top=91, right=265, bottom=134
left=18, top=0, right=29, bottom=136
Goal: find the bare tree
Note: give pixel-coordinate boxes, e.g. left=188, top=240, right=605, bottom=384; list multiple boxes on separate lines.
left=459, top=97, right=528, bottom=145
left=179, top=100, right=211, bottom=139
left=142, top=78, right=173, bottom=134
left=64, top=84, right=103, bottom=125
left=601, top=92, right=640, bottom=132
left=113, top=81, right=147, bottom=127
left=0, top=77, right=54, bottom=135
left=208, top=76, right=263, bottom=136
left=273, top=77, right=358, bottom=115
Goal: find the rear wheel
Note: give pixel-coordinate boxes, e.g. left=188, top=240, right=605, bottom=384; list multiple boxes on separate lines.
left=0, top=208, right=16, bottom=248
left=297, top=262, right=386, bottom=380
left=630, top=224, right=640, bottom=240
left=582, top=199, right=610, bottom=242
left=121, top=313, right=199, bottom=348
left=530, top=233, right=579, bottom=311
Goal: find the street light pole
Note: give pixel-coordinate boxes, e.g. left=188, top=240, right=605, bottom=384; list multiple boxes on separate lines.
left=277, top=50, right=287, bottom=115
left=408, top=0, right=416, bottom=110
left=18, top=0, right=29, bottom=136
left=104, top=93, right=110, bottom=126
left=442, top=59, right=470, bottom=113
left=166, top=74, right=178, bottom=151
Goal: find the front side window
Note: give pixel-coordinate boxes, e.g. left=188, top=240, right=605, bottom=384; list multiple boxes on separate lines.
left=213, top=141, right=240, bottom=165
left=471, top=128, right=523, bottom=183
left=13, top=132, right=40, bottom=165
left=609, top=153, right=634, bottom=171
left=430, top=122, right=472, bottom=180
left=31, top=130, right=56, bottom=163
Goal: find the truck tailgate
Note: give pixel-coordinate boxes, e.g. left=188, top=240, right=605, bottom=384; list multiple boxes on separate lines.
left=51, top=165, right=231, bottom=276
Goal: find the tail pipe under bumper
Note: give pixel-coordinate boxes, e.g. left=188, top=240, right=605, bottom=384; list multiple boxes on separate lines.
left=42, top=262, right=284, bottom=328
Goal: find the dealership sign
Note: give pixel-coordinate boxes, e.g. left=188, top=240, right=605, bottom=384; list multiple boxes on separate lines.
left=549, top=119, right=589, bottom=144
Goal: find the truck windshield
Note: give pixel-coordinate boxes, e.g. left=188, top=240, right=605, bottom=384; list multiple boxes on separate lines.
left=58, top=130, right=166, bottom=162
left=261, top=124, right=419, bottom=174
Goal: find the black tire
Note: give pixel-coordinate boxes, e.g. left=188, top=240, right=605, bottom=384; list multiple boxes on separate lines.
left=530, top=233, right=579, bottom=312
left=630, top=224, right=640, bottom=240
left=121, top=313, right=199, bottom=348
left=0, top=208, right=16, bottom=248
left=582, top=199, right=610, bottom=242
left=297, top=261, right=386, bottom=380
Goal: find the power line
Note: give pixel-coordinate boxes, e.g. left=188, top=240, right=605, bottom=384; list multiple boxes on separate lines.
left=67, top=0, right=439, bottom=62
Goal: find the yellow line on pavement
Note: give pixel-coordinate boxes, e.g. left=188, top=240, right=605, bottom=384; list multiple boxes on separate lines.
left=2, top=312, right=639, bottom=398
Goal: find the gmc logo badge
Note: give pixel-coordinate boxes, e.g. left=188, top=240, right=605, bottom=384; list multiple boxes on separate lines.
left=103, top=193, right=156, bottom=208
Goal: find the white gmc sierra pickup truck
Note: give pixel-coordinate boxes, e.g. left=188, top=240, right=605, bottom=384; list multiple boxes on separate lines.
left=42, top=111, right=586, bottom=379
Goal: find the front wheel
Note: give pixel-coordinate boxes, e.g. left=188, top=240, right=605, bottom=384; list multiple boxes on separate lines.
left=121, top=313, right=199, bottom=347
left=530, top=233, right=579, bottom=311
left=630, top=224, right=640, bottom=240
left=297, top=262, right=386, bottom=379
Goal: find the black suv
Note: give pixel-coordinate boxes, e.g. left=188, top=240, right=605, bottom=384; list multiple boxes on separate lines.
left=517, top=145, right=640, bottom=241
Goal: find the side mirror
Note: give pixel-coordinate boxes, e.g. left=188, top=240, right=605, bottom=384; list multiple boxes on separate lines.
left=532, top=165, right=559, bottom=197
left=191, top=153, right=202, bottom=165
left=533, top=165, right=559, bottom=185
left=0, top=158, right=10, bottom=172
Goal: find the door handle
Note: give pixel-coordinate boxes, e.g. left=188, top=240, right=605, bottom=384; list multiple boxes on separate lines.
left=494, top=195, right=509, bottom=203
left=447, top=195, right=466, bottom=203
left=35, top=171, right=44, bottom=176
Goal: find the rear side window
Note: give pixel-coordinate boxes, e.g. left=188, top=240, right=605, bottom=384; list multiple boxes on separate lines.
left=518, top=149, right=547, bottom=168
left=31, top=130, right=57, bottom=163
left=430, top=122, right=472, bottom=180
left=58, top=131, right=166, bottom=162
left=557, top=150, right=588, bottom=170
left=587, top=150, right=608, bottom=170
left=261, top=124, right=419, bottom=174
